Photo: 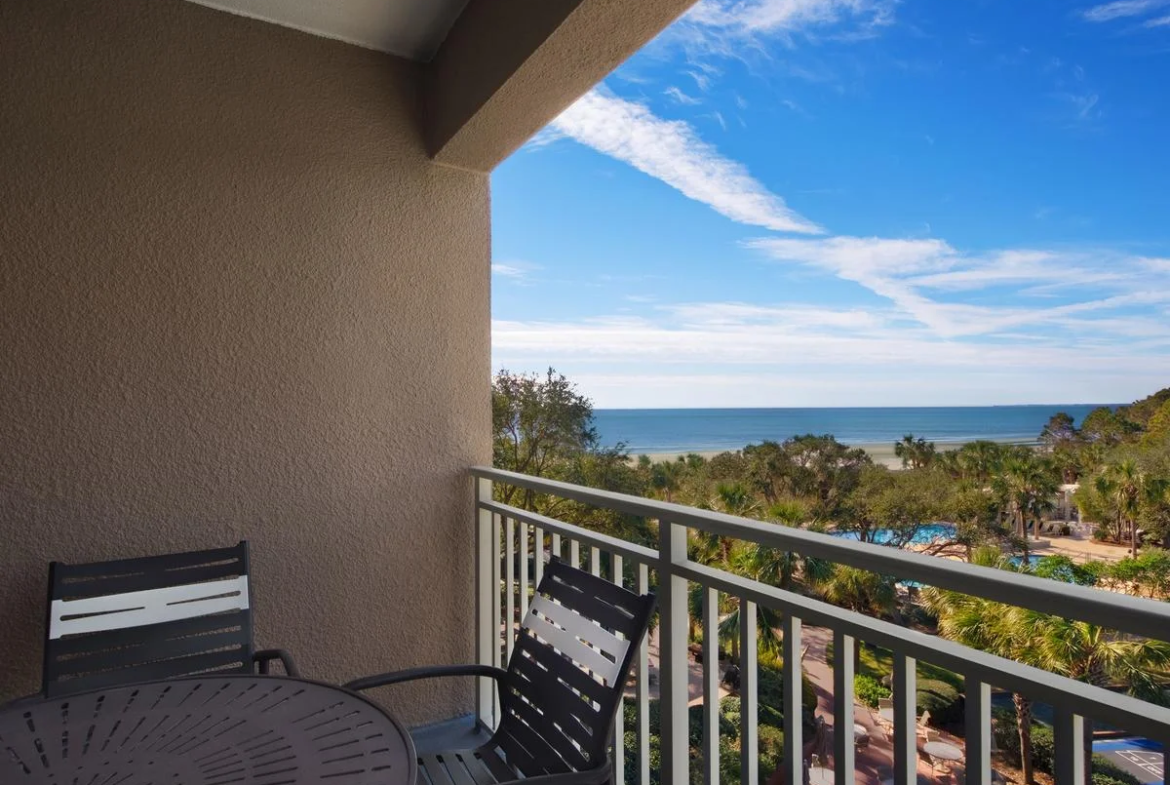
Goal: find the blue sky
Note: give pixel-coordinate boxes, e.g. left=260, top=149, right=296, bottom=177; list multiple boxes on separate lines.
left=490, top=0, right=1170, bottom=409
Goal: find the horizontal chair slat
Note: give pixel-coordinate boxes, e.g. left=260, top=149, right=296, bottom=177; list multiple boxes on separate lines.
left=50, top=576, right=249, bottom=639
left=49, top=625, right=247, bottom=678
left=46, top=609, right=249, bottom=658
left=55, top=560, right=246, bottom=600
left=50, top=649, right=249, bottom=697
left=53, top=544, right=245, bottom=586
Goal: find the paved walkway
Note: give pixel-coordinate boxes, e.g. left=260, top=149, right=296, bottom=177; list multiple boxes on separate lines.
left=795, top=625, right=965, bottom=785
left=634, top=626, right=970, bottom=783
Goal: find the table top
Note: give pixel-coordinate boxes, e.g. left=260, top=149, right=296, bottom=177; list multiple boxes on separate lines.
left=923, top=740, right=964, bottom=761
left=0, top=675, right=416, bottom=785
left=809, top=765, right=835, bottom=785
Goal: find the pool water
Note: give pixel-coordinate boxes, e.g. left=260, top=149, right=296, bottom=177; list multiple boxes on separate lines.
left=832, top=522, right=956, bottom=545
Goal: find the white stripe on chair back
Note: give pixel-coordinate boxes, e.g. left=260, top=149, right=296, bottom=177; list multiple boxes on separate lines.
left=49, top=576, right=250, bottom=640
left=522, top=595, right=631, bottom=685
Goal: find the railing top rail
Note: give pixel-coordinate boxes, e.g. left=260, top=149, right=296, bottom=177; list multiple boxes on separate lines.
left=472, top=466, right=1170, bottom=642
left=678, top=560, right=1170, bottom=742
left=478, top=499, right=658, bottom=564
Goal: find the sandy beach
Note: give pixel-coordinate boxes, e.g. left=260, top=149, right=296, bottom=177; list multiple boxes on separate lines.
left=637, top=438, right=1037, bottom=470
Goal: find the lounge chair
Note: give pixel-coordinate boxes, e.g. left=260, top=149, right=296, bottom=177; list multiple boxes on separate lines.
left=346, top=556, right=657, bottom=785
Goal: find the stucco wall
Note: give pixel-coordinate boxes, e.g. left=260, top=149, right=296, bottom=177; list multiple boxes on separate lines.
left=0, top=0, right=489, bottom=724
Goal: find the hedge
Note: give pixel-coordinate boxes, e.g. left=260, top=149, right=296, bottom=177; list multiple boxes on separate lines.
left=916, top=678, right=962, bottom=725
left=992, top=710, right=1142, bottom=785
left=854, top=673, right=890, bottom=708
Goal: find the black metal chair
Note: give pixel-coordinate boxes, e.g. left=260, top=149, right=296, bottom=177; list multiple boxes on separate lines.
left=345, top=556, right=656, bottom=785
left=38, top=540, right=297, bottom=699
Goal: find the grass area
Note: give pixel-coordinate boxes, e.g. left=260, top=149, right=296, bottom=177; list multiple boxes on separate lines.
left=826, top=639, right=965, bottom=691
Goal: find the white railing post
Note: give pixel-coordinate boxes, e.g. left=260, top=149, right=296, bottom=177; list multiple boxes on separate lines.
left=611, top=554, right=626, bottom=785
left=965, top=677, right=991, bottom=785
left=740, top=599, right=759, bottom=785
left=636, top=563, right=651, bottom=785
left=893, top=653, right=917, bottom=785
left=505, top=517, right=516, bottom=662
left=782, top=614, right=803, bottom=785
left=475, top=477, right=495, bottom=729
left=1054, top=711, right=1086, bottom=785
left=703, top=587, right=720, bottom=785
left=833, top=631, right=855, bottom=785
left=659, top=520, right=690, bottom=785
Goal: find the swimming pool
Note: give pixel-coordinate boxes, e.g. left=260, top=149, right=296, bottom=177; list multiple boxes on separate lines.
left=832, top=522, right=956, bottom=546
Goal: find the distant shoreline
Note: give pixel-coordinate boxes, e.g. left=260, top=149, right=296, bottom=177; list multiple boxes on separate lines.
left=636, top=437, right=1038, bottom=470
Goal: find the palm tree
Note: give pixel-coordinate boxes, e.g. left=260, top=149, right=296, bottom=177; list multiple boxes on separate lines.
left=922, top=551, right=1041, bottom=783
left=1105, top=460, right=1147, bottom=557
left=1090, top=473, right=1122, bottom=543
left=649, top=458, right=685, bottom=503
left=958, top=440, right=1005, bottom=485
left=926, top=550, right=1170, bottom=784
left=1031, top=604, right=1170, bottom=776
left=817, top=565, right=896, bottom=618
left=994, top=455, right=1058, bottom=564
left=894, top=434, right=937, bottom=469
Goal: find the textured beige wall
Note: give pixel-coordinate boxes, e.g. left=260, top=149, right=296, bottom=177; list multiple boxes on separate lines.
left=0, top=0, right=489, bottom=724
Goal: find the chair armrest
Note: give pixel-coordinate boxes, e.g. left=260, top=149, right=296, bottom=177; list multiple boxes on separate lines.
left=344, top=664, right=508, bottom=692
left=254, top=649, right=300, bottom=677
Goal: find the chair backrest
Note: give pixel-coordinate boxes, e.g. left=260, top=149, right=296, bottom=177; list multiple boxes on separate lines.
left=43, top=542, right=255, bottom=697
left=878, top=697, right=893, bottom=709
left=495, top=556, right=656, bottom=777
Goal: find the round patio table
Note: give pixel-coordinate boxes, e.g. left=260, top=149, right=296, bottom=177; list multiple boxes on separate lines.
left=924, top=739, right=963, bottom=762
left=0, top=675, right=416, bottom=785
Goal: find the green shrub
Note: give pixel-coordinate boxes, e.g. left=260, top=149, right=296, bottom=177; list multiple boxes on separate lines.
left=916, top=679, right=962, bottom=725
left=1030, top=725, right=1055, bottom=772
left=988, top=714, right=1140, bottom=785
left=991, top=708, right=1052, bottom=770
left=758, top=725, right=786, bottom=781
left=854, top=673, right=890, bottom=708
left=1091, top=755, right=1142, bottom=785
left=1093, top=776, right=1132, bottom=785
left=757, top=661, right=817, bottom=711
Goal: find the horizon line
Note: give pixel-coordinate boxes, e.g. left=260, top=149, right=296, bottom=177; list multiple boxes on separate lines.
left=591, top=402, right=1121, bottom=412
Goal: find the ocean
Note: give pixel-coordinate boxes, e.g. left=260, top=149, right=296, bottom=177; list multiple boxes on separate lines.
left=592, top=405, right=1112, bottom=455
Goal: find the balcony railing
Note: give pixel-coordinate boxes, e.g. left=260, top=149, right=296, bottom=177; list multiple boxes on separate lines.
left=471, top=466, right=1170, bottom=785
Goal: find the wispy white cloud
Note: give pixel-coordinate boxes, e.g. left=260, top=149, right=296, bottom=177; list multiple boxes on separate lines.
left=781, top=99, right=812, bottom=118
left=686, top=0, right=896, bottom=40
left=664, top=86, right=702, bottom=105
left=1145, top=12, right=1170, bottom=24
left=1055, top=91, right=1102, bottom=122
left=746, top=236, right=1170, bottom=337
left=492, top=262, right=542, bottom=282
left=1082, top=0, right=1169, bottom=21
left=686, top=70, right=713, bottom=91
left=549, top=88, right=824, bottom=234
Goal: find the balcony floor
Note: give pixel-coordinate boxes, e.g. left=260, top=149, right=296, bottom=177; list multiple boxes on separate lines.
left=410, top=714, right=491, bottom=755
